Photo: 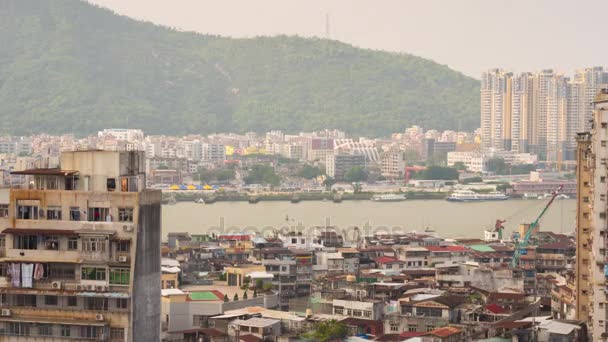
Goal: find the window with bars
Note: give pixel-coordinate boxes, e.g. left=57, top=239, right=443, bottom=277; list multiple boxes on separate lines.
left=109, top=268, right=130, bottom=285
left=0, top=204, right=8, bottom=217
left=81, top=267, right=106, bottom=281
left=118, top=208, right=133, bottom=222
left=46, top=206, right=62, bottom=220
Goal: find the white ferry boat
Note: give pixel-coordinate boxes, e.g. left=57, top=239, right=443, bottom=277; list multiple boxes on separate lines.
left=447, top=190, right=509, bottom=202
left=371, top=193, right=407, bottom=202
left=523, top=192, right=539, bottom=199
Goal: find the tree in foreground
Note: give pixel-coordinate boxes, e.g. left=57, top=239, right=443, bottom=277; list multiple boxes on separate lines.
left=305, top=320, right=347, bottom=342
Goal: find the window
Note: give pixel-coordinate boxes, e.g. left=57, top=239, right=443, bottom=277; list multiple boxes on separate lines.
left=61, top=325, right=71, bottom=337
left=38, top=324, right=52, bottom=336
left=109, top=268, right=130, bottom=285
left=583, top=196, right=590, bottom=203
left=602, top=176, right=606, bottom=183
left=9, top=322, right=30, bottom=336
left=603, top=141, right=607, bottom=147
left=408, top=325, right=417, bottom=332
left=0, top=235, right=4, bottom=249
left=110, top=328, right=125, bottom=341
left=83, top=237, right=106, bottom=253
left=46, top=206, right=62, bottom=220
left=107, top=178, right=116, bottom=191
left=67, top=296, right=77, bottom=307
left=45, top=177, right=58, bottom=190
left=0, top=263, right=6, bottom=277
left=353, top=310, right=362, bottom=317
left=81, top=326, right=101, bottom=338
left=363, top=310, right=372, bottom=318
left=116, top=240, right=130, bottom=253
left=116, top=298, right=128, bottom=309
left=68, top=237, right=78, bottom=250
left=601, top=212, right=606, bottom=219
left=602, top=122, right=608, bottom=129
left=44, top=296, right=58, bottom=306
left=81, top=267, right=106, bottom=281
left=118, top=208, right=133, bottom=222
left=390, top=324, right=399, bottom=332
left=0, top=204, right=8, bottom=217
left=88, top=207, right=110, bottom=222
left=13, top=235, right=37, bottom=250
left=69, top=207, right=80, bottom=221
left=48, top=264, right=76, bottom=279
left=416, top=307, right=443, bottom=317
left=334, top=307, right=344, bottom=315
left=165, top=280, right=176, bottom=289
left=17, top=205, right=38, bottom=219
left=193, top=315, right=205, bottom=327
left=14, top=294, right=37, bottom=307
left=291, top=238, right=297, bottom=243
left=44, top=236, right=59, bottom=250
left=426, top=325, right=436, bottom=332
left=84, top=298, right=108, bottom=311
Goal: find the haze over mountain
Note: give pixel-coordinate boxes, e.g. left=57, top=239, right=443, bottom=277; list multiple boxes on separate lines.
left=0, top=0, right=480, bottom=136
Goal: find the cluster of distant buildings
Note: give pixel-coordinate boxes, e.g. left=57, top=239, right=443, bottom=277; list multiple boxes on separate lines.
left=480, top=66, right=608, bottom=163
left=159, top=223, right=583, bottom=341
left=0, top=127, right=489, bottom=188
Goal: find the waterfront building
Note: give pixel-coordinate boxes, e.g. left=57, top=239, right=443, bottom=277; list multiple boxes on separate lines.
left=380, top=147, right=405, bottom=179
left=325, top=153, right=366, bottom=181
left=0, top=150, right=161, bottom=341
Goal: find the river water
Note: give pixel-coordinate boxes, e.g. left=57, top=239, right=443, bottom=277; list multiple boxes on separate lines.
left=161, top=199, right=576, bottom=239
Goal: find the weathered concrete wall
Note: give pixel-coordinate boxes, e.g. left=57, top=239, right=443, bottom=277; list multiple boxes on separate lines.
left=132, top=190, right=162, bottom=341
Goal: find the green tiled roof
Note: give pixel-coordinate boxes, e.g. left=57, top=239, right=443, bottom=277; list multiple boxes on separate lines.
left=470, top=244, right=495, bottom=252
left=189, top=291, right=221, bottom=301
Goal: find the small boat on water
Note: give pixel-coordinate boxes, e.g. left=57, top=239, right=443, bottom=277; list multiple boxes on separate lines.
left=523, top=193, right=539, bottom=199
left=195, top=198, right=205, bottom=204
left=446, top=190, right=509, bottom=202
left=290, top=195, right=301, bottom=203
left=371, top=193, right=407, bottom=202
left=538, top=193, right=570, bottom=200
left=332, top=194, right=343, bottom=203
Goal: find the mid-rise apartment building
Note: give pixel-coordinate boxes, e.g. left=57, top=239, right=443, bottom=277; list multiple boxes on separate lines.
left=380, top=147, right=405, bottom=179
left=325, top=153, right=366, bottom=181
left=0, top=150, right=161, bottom=341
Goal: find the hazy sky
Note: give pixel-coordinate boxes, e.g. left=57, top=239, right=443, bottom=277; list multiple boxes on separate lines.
left=89, top=0, right=607, bottom=78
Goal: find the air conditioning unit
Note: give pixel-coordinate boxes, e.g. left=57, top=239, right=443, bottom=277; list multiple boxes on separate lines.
left=51, top=281, right=62, bottom=290
left=118, top=256, right=129, bottom=263
left=123, top=225, right=134, bottom=232
left=96, top=285, right=107, bottom=292
left=95, top=314, right=104, bottom=321
left=0, top=309, right=10, bottom=317
left=86, top=284, right=96, bottom=291
left=76, top=284, right=85, bottom=291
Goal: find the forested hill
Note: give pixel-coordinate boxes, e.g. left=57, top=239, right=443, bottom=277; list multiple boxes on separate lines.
left=0, top=0, right=480, bottom=136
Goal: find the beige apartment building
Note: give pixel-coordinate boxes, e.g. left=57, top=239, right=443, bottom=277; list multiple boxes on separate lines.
left=575, top=88, right=608, bottom=340
left=0, top=150, right=161, bottom=341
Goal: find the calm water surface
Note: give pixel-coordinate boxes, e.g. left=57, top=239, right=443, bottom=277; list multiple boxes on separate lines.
left=161, top=199, right=576, bottom=239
